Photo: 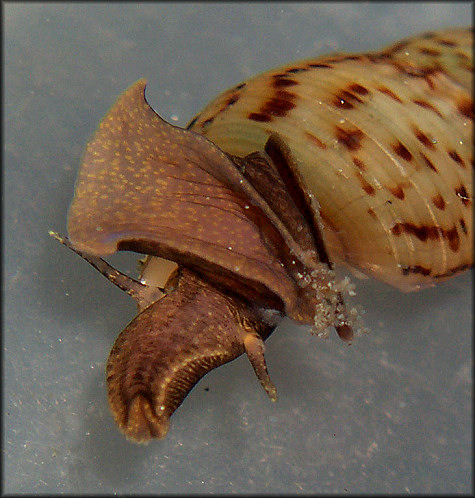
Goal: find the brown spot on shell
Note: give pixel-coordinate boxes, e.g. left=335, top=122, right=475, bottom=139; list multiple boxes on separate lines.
left=333, top=94, right=355, bottom=110
left=460, top=218, right=467, bottom=234
left=433, top=264, right=472, bottom=279
left=367, top=53, right=385, bottom=63
left=356, top=171, right=375, bottom=196
left=307, top=62, right=332, bottom=69
left=403, top=263, right=473, bottom=280
left=388, top=184, right=405, bottom=200
left=456, top=97, right=473, bottom=119
left=377, top=86, right=402, bottom=103
left=418, top=47, right=442, bottom=56
left=225, top=94, right=240, bottom=109
left=187, top=114, right=200, bottom=129
left=437, top=38, right=458, bottom=47
left=448, top=149, right=466, bottom=167
left=367, top=208, right=376, bottom=218
left=413, top=126, right=435, bottom=149
left=412, top=99, right=443, bottom=118
left=455, top=185, right=471, bottom=206
left=305, top=131, right=327, bottom=149
left=196, top=88, right=243, bottom=129
left=248, top=112, right=272, bottom=123
left=325, top=55, right=363, bottom=63
left=392, top=141, right=413, bottom=162
left=333, top=84, right=370, bottom=110
left=432, top=193, right=446, bottom=210
left=455, top=50, right=471, bottom=62
left=420, top=152, right=438, bottom=172
left=389, top=60, right=442, bottom=90
left=285, top=67, right=308, bottom=74
left=201, top=116, right=215, bottom=128
left=446, top=227, right=460, bottom=252
left=391, top=222, right=438, bottom=241
left=380, top=40, right=410, bottom=56
left=352, top=157, right=366, bottom=171
left=273, top=76, right=298, bottom=88
left=267, top=90, right=297, bottom=116
left=402, top=265, right=432, bottom=277
left=391, top=222, right=460, bottom=252
left=248, top=89, right=297, bottom=123
left=343, top=55, right=364, bottom=61
left=348, top=83, right=369, bottom=96
left=335, top=126, right=365, bottom=151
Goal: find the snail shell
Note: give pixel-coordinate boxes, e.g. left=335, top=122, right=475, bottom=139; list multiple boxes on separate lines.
left=186, top=27, right=473, bottom=291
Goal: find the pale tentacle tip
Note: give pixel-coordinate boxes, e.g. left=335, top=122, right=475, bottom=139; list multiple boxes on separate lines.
left=49, top=230, right=65, bottom=244
left=243, top=333, right=278, bottom=402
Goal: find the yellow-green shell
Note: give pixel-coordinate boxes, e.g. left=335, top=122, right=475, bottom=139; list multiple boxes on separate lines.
left=189, top=28, right=473, bottom=291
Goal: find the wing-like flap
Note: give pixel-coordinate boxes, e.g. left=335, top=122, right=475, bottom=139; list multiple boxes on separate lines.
left=67, top=79, right=298, bottom=311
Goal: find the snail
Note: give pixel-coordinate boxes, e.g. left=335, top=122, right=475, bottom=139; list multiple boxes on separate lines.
left=52, top=27, right=472, bottom=442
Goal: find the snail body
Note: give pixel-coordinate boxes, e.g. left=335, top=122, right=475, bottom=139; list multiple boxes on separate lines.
left=187, top=27, right=473, bottom=291
left=57, top=28, right=472, bottom=442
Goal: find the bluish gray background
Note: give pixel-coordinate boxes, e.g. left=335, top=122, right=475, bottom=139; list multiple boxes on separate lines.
left=4, top=2, right=472, bottom=494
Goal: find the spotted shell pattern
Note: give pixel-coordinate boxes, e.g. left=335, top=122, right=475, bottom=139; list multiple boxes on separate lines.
left=188, top=28, right=473, bottom=291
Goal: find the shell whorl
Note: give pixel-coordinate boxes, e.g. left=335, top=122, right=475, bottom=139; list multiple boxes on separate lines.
left=189, top=28, right=473, bottom=291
